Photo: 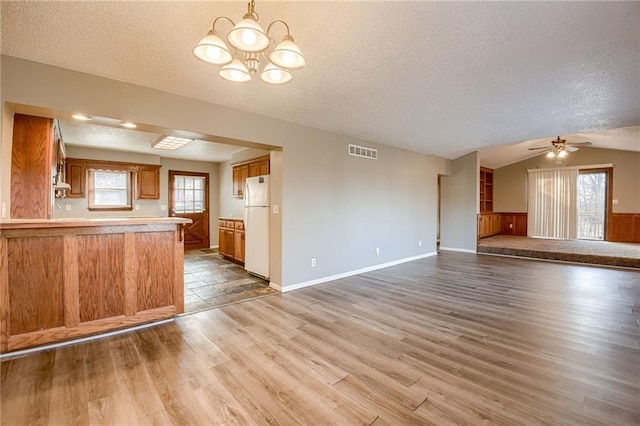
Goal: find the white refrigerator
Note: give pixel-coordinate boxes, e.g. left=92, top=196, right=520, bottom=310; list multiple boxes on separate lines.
left=244, top=175, right=270, bottom=279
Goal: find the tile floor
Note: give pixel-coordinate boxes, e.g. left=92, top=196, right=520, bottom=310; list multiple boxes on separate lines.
left=183, top=248, right=277, bottom=313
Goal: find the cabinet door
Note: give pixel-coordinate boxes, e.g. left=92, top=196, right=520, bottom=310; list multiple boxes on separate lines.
left=248, top=162, right=260, bottom=178
left=257, top=159, right=270, bottom=176
left=65, top=159, right=86, bottom=198
left=219, top=228, right=227, bottom=256
left=224, top=229, right=235, bottom=258
left=232, top=165, right=249, bottom=197
left=136, top=166, right=160, bottom=199
left=10, top=114, right=54, bottom=219
left=234, top=230, right=245, bottom=263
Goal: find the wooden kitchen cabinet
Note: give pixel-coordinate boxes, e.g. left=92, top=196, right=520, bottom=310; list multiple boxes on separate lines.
left=65, top=158, right=86, bottom=198
left=232, top=164, right=249, bottom=198
left=10, top=114, right=55, bottom=219
left=232, top=156, right=270, bottom=198
left=136, top=165, right=161, bottom=199
left=218, top=218, right=245, bottom=265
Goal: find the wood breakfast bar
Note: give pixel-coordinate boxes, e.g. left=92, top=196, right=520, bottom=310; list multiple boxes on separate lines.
left=0, top=217, right=190, bottom=353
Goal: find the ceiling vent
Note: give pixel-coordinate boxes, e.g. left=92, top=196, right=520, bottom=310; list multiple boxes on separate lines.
left=348, top=144, right=377, bottom=160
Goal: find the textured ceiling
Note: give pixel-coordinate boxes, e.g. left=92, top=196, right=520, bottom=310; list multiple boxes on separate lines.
left=2, top=1, right=639, bottom=165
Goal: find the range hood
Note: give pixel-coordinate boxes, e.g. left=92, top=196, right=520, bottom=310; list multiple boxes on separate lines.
left=54, top=181, right=71, bottom=190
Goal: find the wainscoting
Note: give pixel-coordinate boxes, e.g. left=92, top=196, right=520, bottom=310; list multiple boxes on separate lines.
left=609, top=213, right=640, bottom=243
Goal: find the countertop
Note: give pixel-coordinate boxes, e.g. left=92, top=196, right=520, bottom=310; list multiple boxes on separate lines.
left=0, top=217, right=192, bottom=230
left=218, top=217, right=244, bottom=221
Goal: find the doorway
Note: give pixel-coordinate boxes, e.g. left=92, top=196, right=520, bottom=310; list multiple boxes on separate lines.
left=169, top=170, right=210, bottom=250
left=577, top=169, right=609, bottom=241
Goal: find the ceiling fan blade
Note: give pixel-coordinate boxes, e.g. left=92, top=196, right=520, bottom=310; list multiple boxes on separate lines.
left=565, top=146, right=579, bottom=152
left=528, top=147, right=551, bottom=150
left=566, top=141, right=592, bottom=147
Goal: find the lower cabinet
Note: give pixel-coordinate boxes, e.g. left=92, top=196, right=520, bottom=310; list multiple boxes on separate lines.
left=479, top=213, right=501, bottom=238
left=218, top=219, right=245, bottom=265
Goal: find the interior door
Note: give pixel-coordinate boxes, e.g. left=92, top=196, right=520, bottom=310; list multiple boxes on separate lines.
left=169, top=171, right=209, bottom=250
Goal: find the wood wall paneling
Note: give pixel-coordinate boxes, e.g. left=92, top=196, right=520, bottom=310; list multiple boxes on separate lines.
left=78, top=234, right=126, bottom=323
left=10, top=114, right=53, bottom=219
left=7, top=237, right=65, bottom=335
left=136, top=232, right=174, bottom=312
left=500, top=213, right=528, bottom=236
left=609, top=213, right=640, bottom=243
left=63, top=235, right=80, bottom=328
left=0, top=238, right=8, bottom=352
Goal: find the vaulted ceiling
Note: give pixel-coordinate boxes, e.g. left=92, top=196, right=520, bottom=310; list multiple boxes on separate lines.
left=2, top=1, right=639, bottom=167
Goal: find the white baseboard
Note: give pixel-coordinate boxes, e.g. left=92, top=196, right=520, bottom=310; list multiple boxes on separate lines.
left=210, top=245, right=219, bottom=249
left=280, top=251, right=438, bottom=293
left=269, top=282, right=282, bottom=291
left=439, top=247, right=477, bottom=254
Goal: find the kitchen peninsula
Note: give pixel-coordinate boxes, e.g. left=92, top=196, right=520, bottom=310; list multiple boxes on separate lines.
left=0, top=217, right=190, bottom=353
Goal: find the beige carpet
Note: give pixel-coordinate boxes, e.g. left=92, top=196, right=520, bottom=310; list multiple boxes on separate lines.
left=478, top=235, right=640, bottom=269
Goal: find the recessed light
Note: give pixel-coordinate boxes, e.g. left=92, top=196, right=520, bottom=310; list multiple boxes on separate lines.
left=72, top=113, right=92, bottom=121
left=151, top=135, right=194, bottom=150
left=120, top=121, right=137, bottom=129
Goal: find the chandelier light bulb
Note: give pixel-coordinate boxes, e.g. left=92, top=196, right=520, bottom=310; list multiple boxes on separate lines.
left=558, top=150, right=568, bottom=158
left=270, top=36, right=305, bottom=69
left=227, top=18, right=269, bottom=52
left=546, top=151, right=555, bottom=158
left=261, top=63, right=292, bottom=85
left=219, top=58, right=251, bottom=83
left=193, top=31, right=233, bottom=65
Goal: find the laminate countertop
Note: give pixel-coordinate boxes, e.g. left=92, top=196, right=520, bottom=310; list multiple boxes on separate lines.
left=0, top=216, right=191, bottom=230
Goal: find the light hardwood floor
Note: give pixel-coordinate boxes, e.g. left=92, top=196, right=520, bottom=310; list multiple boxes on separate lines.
left=2, top=252, right=639, bottom=425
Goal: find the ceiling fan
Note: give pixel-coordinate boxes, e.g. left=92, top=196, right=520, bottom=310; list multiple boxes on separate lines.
left=528, top=136, right=592, bottom=162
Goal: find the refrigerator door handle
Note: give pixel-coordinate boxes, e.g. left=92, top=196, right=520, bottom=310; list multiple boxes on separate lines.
left=243, top=182, right=250, bottom=229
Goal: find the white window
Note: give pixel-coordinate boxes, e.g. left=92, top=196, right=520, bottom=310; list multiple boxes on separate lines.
left=173, top=175, right=206, bottom=213
left=88, top=169, right=132, bottom=210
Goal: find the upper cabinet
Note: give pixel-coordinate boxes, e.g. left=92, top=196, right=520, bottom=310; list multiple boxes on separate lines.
left=136, top=165, right=161, bottom=199
left=232, top=156, right=270, bottom=198
left=480, top=166, right=494, bottom=213
left=65, top=158, right=86, bottom=198
left=10, top=114, right=55, bottom=219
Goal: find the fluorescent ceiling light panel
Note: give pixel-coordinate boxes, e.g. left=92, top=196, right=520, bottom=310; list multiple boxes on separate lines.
left=151, top=135, right=194, bottom=150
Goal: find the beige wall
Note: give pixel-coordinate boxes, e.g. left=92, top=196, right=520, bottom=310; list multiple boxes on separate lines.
left=1, top=56, right=445, bottom=289
left=494, top=147, right=640, bottom=213
left=439, top=151, right=479, bottom=251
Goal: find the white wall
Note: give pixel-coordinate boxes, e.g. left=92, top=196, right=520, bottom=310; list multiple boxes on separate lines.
left=439, top=151, right=479, bottom=252
left=1, top=56, right=446, bottom=289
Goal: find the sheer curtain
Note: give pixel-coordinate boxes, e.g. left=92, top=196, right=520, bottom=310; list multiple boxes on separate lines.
left=527, top=168, right=578, bottom=239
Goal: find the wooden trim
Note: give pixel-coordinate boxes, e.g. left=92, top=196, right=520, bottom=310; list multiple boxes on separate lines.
left=63, top=235, right=80, bottom=328
left=174, top=228, right=185, bottom=314
left=124, top=232, right=138, bottom=317
left=231, top=155, right=270, bottom=167
left=0, top=238, right=8, bottom=353
left=7, top=306, right=177, bottom=352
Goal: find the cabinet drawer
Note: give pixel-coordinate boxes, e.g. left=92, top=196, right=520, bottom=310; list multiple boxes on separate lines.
left=234, top=221, right=244, bottom=230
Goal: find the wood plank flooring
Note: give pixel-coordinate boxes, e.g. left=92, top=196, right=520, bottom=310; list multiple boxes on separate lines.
left=2, top=252, right=639, bottom=425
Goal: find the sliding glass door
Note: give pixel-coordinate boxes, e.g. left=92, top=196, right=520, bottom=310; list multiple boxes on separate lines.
left=577, top=171, right=607, bottom=240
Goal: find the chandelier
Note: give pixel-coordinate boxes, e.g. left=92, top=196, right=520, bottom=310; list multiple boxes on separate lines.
left=193, top=0, right=305, bottom=85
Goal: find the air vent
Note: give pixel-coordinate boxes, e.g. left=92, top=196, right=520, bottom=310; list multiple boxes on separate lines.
left=348, top=144, right=377, bottom=160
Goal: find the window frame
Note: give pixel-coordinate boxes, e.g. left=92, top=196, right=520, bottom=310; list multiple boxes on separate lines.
left=87, top=166, right=135, bottom=211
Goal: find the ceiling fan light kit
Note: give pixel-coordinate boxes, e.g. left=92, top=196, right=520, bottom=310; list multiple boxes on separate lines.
left=194, top=0, right=305, bottom=85
left=529, top=136, right=592, bottom=164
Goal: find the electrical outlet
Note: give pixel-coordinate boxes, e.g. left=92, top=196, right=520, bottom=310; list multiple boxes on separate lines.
left=418, top=240, right=422, bottom=247
left=375, top=247, right=380, bottom=255
left=509, top=223, right=513, bottom=229
left=273, top=204, right=279, bottom=214
left=613, top=199, right=619, bottom=205
left=135, top=204, right=141, bottom=210
left=160, top=204, right=167, bottom=211
left=65, top=204, right=72, bottom=211
left=311, top=258, right=316, bottom=267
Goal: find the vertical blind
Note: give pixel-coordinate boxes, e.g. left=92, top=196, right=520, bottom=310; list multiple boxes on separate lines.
left=527, top=168, right=578, bottom=239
